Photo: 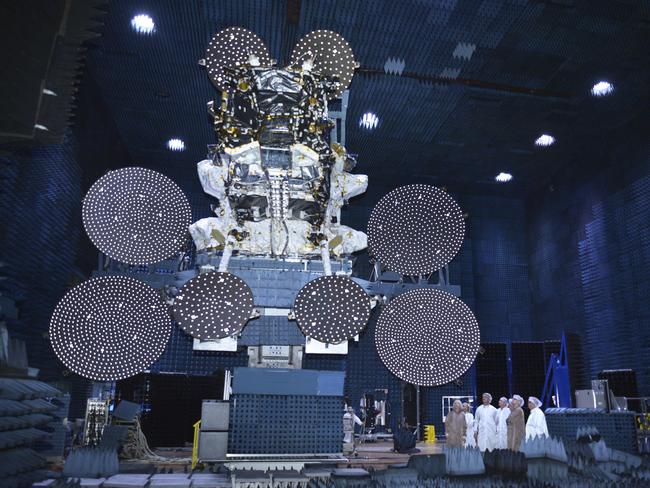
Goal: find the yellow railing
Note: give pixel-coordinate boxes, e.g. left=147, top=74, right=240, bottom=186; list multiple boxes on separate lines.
left=192, top=419, right=201, bottom=469
left=424, top=424, right=436, bottom=444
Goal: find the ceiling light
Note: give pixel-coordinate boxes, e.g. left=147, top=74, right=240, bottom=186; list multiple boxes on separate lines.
left=495, top=172, right=513, bottom=183
left=359, top=112, right=379, bottom=130
left=535, top=134, right=555, bottom=147
left=591, top=81, right=613, bottom=97
left=131, top=14, right=155, bottom=34
left=167, top=138, right=185, bottom=151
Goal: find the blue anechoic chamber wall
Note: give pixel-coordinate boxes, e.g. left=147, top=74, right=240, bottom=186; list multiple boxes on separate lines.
left=460, top=195, right=532, bottom=343
left=578, top=174, right=650, bottom=392
left=527, top=125, right=650, bottom=394
left=0, top=135, right=82, bottom=377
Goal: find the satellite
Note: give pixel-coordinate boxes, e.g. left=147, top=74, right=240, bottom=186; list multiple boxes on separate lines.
left=49, top=27, right=480, bottom=387
left=191, top=27, right=367, bottom=260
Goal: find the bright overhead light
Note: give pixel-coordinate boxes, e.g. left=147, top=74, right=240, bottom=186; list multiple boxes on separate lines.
left=167, top=138, right=185, bottom=151
left=591, top=81, right=613, bottom=97
left=535, top=134, right=555, bottom=147
left=131, top=14, right=155, bottom=34
left=495, top=172, right=513, bottom=183
left=359, top=112, right=379, bottom=130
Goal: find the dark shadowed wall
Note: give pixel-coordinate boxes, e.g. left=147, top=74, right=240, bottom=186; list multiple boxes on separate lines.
left=0, top=73, right=132, bottom=381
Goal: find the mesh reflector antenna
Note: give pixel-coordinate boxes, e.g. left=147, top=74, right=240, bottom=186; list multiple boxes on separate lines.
left=172, top=271, right=254, bottom=340
left=375, top=288, right=480, bottom=386
left=367, top=184, right=465, bottom=275
left=49, top=276, right=172, bottom=381
left=290, top=30, right=356, bottom=99
left=205, top=27, right=271, bottom=91
left=82, top=167, right=192, bottom=265
left=293, top=275, right=371, bottom=343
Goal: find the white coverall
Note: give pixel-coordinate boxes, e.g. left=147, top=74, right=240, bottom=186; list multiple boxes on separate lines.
left=464, top=412, right=476, bottom=448
left=525, top=407, right=549, bottom=439
left=495, top=407, right=510, bottom=449
left=475, top=404, right=498, bottom=452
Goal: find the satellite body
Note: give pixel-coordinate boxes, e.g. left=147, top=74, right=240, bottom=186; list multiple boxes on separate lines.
left=190, top=57, right=367, bottom=259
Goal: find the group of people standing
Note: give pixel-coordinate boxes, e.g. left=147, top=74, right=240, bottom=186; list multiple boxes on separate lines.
left=444, top=393, right=549, bottom=452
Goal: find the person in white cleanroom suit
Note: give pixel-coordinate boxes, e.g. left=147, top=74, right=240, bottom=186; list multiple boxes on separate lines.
left=342, top=406, right=363, bottom=453
left=495, top=396, right=510, bottom=449
left=462, top=402, right=476, bottom=448
left=526, top=396, right=549, bottom=439
left=474, top=392, right=498, bottom=452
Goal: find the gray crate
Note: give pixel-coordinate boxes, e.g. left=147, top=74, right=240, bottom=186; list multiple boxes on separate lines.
left=198, top=431, right=228, bottom=461
left=200, top=400, right=229, bottom=431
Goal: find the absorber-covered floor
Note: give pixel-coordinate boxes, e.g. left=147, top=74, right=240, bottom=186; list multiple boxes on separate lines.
left=32, top=435, right=650, bottom=488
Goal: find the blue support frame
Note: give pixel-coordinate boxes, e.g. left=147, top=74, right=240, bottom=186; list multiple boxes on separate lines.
left=541, top=332, right=572, bottom=408
left=506, top=341, right=513, bottom=398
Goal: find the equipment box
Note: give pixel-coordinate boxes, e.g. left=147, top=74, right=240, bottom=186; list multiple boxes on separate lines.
left=201, top=400, right=230, bottom=431
left=198, top=431, right=228, bottom=460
